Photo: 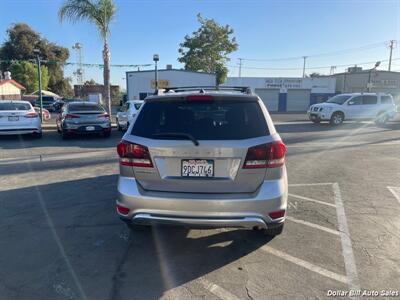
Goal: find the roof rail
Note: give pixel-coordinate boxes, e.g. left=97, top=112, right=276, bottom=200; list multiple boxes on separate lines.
left=154, top=86, right=253, bottom=95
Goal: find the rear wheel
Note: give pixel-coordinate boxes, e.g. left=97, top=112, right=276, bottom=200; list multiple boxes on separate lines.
left=32, top=131, right=42, bottom=139
left=330, top=112, right=344, bottom=125
left=375, top=111, right=389, bottom=125
left=263, top=223, right=284, bottom=236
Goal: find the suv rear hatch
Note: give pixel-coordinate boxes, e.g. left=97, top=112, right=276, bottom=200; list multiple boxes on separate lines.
left=121, top=95, right=282, bottom=194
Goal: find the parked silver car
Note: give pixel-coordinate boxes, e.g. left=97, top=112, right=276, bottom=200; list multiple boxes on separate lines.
left=116, top=87, right=288, bottom=235
left=56, top=102, right=111, bottom=139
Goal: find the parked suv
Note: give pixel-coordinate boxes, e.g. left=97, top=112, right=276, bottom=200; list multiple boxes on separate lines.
left=116, top=87, right=288, bottom=236
left=308, top=93, right=397, bottom=125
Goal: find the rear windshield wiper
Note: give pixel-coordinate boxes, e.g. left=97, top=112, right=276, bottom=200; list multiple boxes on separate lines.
left=152, top=132, right=199, bottom=146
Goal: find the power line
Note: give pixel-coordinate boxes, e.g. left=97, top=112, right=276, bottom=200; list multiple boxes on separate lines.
left=228, top=58, right=399, bottom=71
left=239, top=41, right=392, bottom=62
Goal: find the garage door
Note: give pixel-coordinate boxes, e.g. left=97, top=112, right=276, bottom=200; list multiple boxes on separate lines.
left=255, top=89, right=280, bottom=112
left=287, top=89, right=311, bottom=111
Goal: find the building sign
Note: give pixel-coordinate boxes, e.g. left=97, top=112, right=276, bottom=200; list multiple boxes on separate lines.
left=265, top=78, right=303, bottom=89
left=151, top=80, right=170, bottom=89
left=371, top=80, right=400, bottom=89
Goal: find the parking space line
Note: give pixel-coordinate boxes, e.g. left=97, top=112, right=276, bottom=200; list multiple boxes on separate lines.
left=261, top=246, right=347, bottom=284
left=332, top=183, right=360, bottom=292
left=387, top=186, right=400, bottom=204
left=289, top=193, right=336, bottom=207
left=199, top=278, right=242, bottom=300
left=289, top=183, right=334, bottom=187
left=286, top=216, right=340, bottom=236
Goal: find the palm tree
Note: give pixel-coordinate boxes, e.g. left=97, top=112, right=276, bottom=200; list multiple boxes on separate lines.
left=59, top=0, right=116, bottom=114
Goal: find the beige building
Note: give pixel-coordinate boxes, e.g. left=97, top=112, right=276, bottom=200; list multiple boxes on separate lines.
left=0, top=72, right=26, bottom=100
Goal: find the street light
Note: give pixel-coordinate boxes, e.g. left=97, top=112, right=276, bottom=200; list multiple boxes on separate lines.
left=367, top=61, right=381, bottom=92
left=33, top=49, right=43, bottom=122
left=153, top=54, right=159, bottom=89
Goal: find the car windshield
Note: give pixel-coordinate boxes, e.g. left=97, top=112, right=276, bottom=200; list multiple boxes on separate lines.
left=132, top=100, right=269, bottom=140
left=326, top=95, right=352, bottom=104
left=0, top=102, right=31, bottom=110
left=68, top=104, right=104, bottom=112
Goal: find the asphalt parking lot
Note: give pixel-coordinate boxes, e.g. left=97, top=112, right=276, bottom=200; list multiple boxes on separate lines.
left=0, top=115, right=399, bottom=300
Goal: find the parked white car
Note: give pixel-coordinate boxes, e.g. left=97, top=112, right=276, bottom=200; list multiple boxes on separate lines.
left=308, top=93, right=397, bottom=125
left=116, top=100, right=143, bottom=131
left=0, top=100, right=42, bottom=137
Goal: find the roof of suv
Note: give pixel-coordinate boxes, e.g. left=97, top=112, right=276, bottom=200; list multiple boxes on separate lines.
left=145, top=86, right=256, bottom=101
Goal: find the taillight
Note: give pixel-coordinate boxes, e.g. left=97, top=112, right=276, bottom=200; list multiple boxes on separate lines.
left=24, top=112, right=39, bottom=118
left=116, top=204, right=130, bottom=215
left=243, top=141, right=286, bottom=169
left=269, top=210, right=286, bottom=219
left=186, top=95, right=214, bottom=102
left=65, top=114, right=80, bottom=119
left=117, top=140, right=153, bottom=167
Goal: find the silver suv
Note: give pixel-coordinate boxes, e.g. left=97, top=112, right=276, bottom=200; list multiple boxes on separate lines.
left=116, top=87, right=288, bottom=236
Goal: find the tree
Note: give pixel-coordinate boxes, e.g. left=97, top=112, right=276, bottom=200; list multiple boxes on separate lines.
left=0, top=23, right=72, bottom=96
left=10, top=61, right=49, bottom=93
left=178, top=14, right=238, bottom=85
left=59, top=0, right=116, bottom=114
left=308, top=72, right=322, bottom=78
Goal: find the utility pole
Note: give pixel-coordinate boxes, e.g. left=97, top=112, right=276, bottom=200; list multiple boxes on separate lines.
left=302, top=56, right=307, bottom=78
left=388, top=40, right=395, bottom=71
left=33, top=49, right=43, bottom=122
left=330, top=66, right=336, bottom=75
left=238, top=58, right=243, bottom=77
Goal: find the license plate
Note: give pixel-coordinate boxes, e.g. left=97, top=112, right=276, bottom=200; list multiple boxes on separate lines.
left=86, top=126, right=95, bottom=131
left=181, top=159, right=214, bottom=177
left=8, top=116, right=19, bottom=121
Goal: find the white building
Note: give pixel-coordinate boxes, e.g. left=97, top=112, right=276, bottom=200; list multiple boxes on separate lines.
left=126, top=67, right=216, bottom=100
left=225, top=77, right=336, bottom=112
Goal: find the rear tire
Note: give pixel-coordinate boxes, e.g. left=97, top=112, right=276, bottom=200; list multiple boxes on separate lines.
left=32, top=131, right=42, bottom=139
left=330, top=112, right=344, bottom=126
left=375, top=111, right=389, bottom=125
left=265, top=223, right=284, bottom=236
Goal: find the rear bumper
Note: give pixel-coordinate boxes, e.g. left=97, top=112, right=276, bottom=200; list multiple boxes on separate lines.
left=116, top=175, right=288, bottom=229
left=0, top=127, right=41, bottom=135
left=63, top=123, right=111, bottom=134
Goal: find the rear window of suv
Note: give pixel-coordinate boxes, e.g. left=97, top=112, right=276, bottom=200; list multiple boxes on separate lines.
left=132, top=100, right=269, bottom=140
left=68, top=104, right=104, bottom=112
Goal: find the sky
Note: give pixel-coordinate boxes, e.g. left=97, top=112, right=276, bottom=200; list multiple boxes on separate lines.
left=0, top=0, right=399, bottom=89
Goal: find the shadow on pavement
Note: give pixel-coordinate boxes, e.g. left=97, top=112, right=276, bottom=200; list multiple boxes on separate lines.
left=0, top=175, right=272, bottom=300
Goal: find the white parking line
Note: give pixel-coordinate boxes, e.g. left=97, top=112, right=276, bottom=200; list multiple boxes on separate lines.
left=286, top=216, right=340, bottom=236
left=387, top=186, right=400, bottom=204
left=289, top=193, right=336, bottom=208
left=332, top=183, right=360, bottom=292
left=199, top=278, right=242, bottom=300
left=289, top=183, right=334, bottom=187
left=261, top=246, right=347, bottom=284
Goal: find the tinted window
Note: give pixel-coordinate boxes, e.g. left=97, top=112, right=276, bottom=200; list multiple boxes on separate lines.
left=0, top=103, right=31, bottom=111
left=134, top=103, right=142, bottom=110
left=326, top=95, right=351, bottom=104
left=132, top=100, right=269, bottom=140
left=381, top=96, right=393, bottom=104
left=348, top=96, right=362, bottom=105
left=41, top=96, right=55, bottom=103
left=69, top=104, right=104, bottom=112
left=363, top=96, right=377, bottom=105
